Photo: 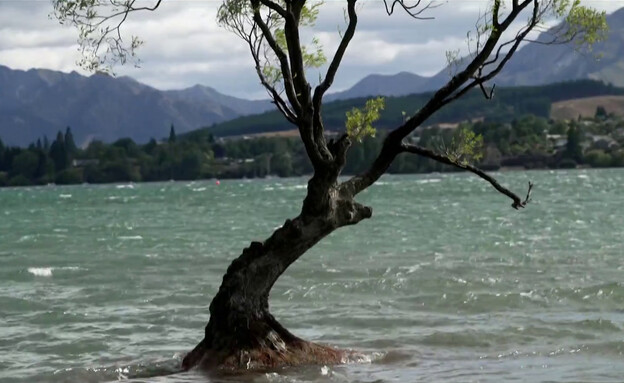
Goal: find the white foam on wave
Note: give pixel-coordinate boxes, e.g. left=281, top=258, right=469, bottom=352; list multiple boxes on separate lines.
left=59, top=194, right=72, bottom=198
left=277, top=184, right=307, bottom=191
left=116, top=184, right=135, bottom=189
left=28, top=267, right=53, bottom=277
left=17, top=235, right=34, bottom=243
left=118, top=235, right=143, bottom=240
left=416, top=178, right=442, bottom=184
left=27, top=266, right=84, bottom=277
left=399, top=265, right=421, bottom=274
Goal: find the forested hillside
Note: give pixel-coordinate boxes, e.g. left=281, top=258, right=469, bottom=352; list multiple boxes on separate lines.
left=192, top=81, right=624, bottom=139
left=2, top=110, right=623, bottom=187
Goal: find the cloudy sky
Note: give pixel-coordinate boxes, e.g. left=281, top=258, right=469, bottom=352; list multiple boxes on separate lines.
left=0, top=0, right=621, bottom=99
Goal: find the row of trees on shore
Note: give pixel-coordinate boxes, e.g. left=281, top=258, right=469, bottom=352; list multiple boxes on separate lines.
left=1, top=113, right=624, bottom=187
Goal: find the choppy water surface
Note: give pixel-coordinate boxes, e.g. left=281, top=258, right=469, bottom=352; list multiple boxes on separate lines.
left=1, top=169, right=623, bottom=383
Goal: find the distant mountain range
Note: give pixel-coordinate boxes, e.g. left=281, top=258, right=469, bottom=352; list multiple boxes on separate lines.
left=325, top=71, right=437, bottom=102
left=2, top=7, right=624, bottom=146
left=0, top=66, right=271, bottom=146
left=328, top=7, right=624, bottom=100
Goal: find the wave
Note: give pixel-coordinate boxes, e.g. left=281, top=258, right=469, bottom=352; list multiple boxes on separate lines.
left=118, top=235, right=144, bottom=240
left=415, top=179, right=442, bottom=184
left=421, top=331, right=492, bottom=348
left=27, top=266, right=85, bottom=277
left=50, top=355, right=184, bottom=383
left=27, top=267, right=53, bottom=277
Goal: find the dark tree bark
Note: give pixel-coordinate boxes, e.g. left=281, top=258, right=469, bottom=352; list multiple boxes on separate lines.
left=182, top=175, right=372, bottom=370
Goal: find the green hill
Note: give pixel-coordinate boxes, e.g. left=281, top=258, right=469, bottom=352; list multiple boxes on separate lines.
left=187, top=80, right=624, bottom=140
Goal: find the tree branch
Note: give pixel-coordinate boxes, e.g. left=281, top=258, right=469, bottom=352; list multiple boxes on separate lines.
left=52, top=0, right=165, bottom=70
left=492, top=0, right=501, bottom=29
left=257, top=0, right=288, bottom=18
left=219, top=5, right=297, bottom=124
left=383, top=0, right=440, bottom=20
left=315, top=0, right=358, bottom=101
left=277, top=1, right=330, bottom=168
left=393, top=0, right=533, bottom=140
left=401, top=144, right=533, bottom=209
left=251, top=0, right=302, bottom=116
left=248, top=31, right=298, bottom=124
left=127, top=0, right=163, bottom=12
left=342, top=0, right=536, bottom=195
left=339, top=137, right=402, bottom=197
left=312, top=0, right=358, bottom=163
left=439, top=0, right=539, bottom=106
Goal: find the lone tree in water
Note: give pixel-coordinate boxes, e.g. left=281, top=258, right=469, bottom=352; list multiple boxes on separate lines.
left=54, top=0, right=606, bottom=371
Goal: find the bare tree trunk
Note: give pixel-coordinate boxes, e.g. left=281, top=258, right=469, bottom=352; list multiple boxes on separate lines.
left=182, top=178, right=371, bottom=370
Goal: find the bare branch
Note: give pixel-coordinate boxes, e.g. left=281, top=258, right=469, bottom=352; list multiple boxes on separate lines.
left=339, top=137, right=402, bottom=197
left=342, top=0, right=538, bottom=196
left=397, top=0, right=534, bottom=139
left=248, top=29, right=298, bottom=124
left=282, top=1, right=312, bottom=107
left=315, top=0, right=357, bottom=102
left=383, top=0, right=440, bottom=20
left=250, top=0, right=302, bottom=115
left=479, top=82, right=495, bottom=99
left=492, top=0, right=501, bottom=29
left=440, top=0, right=539, bottom=106
left=311, top=0, right=358, bottom=163
left=401, top=144, right=533, bottom=209
left=257, top=0, right=287, bottom=18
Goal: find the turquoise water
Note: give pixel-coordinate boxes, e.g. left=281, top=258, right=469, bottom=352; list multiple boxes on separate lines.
left=1, top=169, right=623, bottom=382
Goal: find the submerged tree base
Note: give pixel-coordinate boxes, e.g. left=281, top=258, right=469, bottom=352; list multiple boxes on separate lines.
left=182, top=317, right=347, bottom=371
left=192, top=341, right=345, bottom=371
left=180, top=197, right=371, bottom=372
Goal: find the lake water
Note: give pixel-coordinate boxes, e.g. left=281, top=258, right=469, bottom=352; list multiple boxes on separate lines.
left=1, top=169, right=623, bottom=383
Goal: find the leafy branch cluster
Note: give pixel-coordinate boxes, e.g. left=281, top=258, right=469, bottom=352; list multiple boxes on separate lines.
left=345, top=97, right=385, bottom=142
left=435, top=127, right=485, bottom=165
left=53, top=0, right=159, bottom=72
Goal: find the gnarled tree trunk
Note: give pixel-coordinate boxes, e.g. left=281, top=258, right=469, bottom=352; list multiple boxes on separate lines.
left=182, top=177, right=372, bottom=370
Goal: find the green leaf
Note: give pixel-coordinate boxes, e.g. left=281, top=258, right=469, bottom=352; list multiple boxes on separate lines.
left=346, top=97, right=385, bottom=142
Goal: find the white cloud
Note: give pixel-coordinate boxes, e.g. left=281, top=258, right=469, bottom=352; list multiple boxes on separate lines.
left=0, top=0, right=619, bottom=99
left=0, top=46, right=80, bottom=72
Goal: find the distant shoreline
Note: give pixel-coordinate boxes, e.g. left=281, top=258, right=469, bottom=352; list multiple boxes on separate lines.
left=1, top=166, right=621, bottom=190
